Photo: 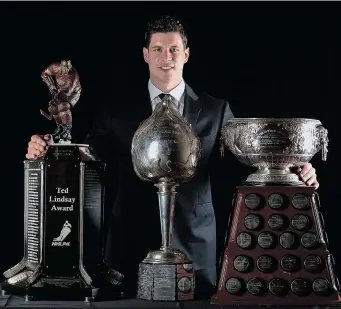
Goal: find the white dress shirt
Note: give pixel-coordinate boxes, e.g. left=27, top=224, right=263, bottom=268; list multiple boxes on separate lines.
left=148, top=79, right=185, bottom=115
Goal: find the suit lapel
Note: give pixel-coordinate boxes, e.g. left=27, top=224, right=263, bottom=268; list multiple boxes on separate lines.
left=130, top=87, right=153, bottom=132
left=183, top=84, right=202, bottom=131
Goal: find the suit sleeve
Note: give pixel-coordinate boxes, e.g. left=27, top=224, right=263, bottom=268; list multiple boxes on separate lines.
left=210, top=100, right=237, bottom=268
left=84, top=103, right=112, bottom=162
left=83, top=104, right=118, bottom=242
left=221, top=100, right=235, bottom=127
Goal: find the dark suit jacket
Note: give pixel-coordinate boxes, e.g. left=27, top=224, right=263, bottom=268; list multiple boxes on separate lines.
left=84, top=83, right=234, bottom=293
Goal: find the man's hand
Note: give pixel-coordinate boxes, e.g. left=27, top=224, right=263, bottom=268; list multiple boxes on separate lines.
left=26, top=134, right=53, bottom=160
left=298, top=162, right=319, bottom=190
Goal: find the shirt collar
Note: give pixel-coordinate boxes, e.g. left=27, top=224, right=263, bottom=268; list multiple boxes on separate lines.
left=148, top=79, right=185, bottom=103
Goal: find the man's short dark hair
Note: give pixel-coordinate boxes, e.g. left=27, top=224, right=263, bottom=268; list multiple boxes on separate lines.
left=145, top=15, right=188, bottom=49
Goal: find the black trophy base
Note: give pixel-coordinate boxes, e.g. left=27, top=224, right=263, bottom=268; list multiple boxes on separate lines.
left=0, top=277, right=122, bottom=302
left=137, top=262, right=195, bottom=301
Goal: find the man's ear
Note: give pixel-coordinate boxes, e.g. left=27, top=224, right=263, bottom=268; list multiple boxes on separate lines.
left=184, top=47, right=190, bottom=64
left=143, top=47, right=149, bottom=63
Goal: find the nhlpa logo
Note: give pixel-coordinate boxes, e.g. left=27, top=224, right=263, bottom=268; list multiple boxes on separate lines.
left=52, top=220, right=72, bottom=247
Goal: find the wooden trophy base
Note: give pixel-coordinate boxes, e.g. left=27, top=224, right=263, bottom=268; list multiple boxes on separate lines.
left=137, top=261, right=195, bottom=301
left=211, top=185, right=341, bottom=306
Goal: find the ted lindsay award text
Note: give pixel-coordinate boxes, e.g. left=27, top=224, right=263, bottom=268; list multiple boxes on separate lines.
left=49, top=187, right=75, bottom=211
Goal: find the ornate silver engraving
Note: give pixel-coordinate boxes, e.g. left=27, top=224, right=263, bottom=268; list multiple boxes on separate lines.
left=132, top=99, right=201, bottom=183
left=220, top=118, right=329, bottom=184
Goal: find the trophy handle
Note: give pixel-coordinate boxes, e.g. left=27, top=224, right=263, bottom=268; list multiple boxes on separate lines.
left=317, top=126, right=329, bottom=161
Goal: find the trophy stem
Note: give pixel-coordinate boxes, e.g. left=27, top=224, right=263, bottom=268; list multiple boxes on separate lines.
left=138, top=180, right=195, bottom=301
left=155, top=181, right=178, bottom=249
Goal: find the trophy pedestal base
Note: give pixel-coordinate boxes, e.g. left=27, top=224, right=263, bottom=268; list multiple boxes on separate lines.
left=211, top=185, right=341, bottom=306
left=0, top=268, right=123, bottom=301
left=0, top=277, right=97, bottom=301
left=137, top=262, right=195, bottom=301
left=1, top=278, right=122, bottom=301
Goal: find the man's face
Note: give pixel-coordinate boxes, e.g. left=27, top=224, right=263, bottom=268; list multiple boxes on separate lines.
left=143, top=32, right=189, bottom=85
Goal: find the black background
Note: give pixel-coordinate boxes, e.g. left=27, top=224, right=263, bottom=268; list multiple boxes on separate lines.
left=0, top=1, right=340, bottom=280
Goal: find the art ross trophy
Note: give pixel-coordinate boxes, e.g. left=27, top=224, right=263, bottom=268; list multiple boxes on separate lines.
left=131, top=94, right=201, bottom=301
left=1, top=60, right=123, bottom=301
left=211, top=118, right=341, bottom=306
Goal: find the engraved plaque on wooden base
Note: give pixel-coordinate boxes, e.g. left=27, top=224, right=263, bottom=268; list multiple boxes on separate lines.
left=137, top=260, right=195, bottom=301
left=211, top=185, right=341, bottom=306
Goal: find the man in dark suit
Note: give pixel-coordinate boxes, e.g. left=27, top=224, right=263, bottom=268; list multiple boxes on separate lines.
left=26, top=15, right=319, bottom=298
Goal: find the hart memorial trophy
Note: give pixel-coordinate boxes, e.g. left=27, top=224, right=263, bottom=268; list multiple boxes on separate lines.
left=131, top=95, right=201, bottom=301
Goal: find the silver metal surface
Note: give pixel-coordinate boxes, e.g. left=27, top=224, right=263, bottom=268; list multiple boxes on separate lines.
left=131, top=96, right=201, bottom=264
left=34, top=143, right=99, bottom=162
left=84, top=296, right=94, bottom=302
left=143, top=247, right=190, bottom=264
left=156, top=181, right=177, bottom=251
left=39, top=161, right=44, bottom=264
left=79, top=162, right=92, bottom=286
left=131, top=97, right=200, bottom=183
left=220, top=118, right=329, bottom=184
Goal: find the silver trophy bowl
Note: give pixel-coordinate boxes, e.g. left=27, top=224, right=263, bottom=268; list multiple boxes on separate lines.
left=131, top=95, right=200, bottom=300
left=220, top=118, right=329, bottom=184
left=131, top=101, right=200, bottom=183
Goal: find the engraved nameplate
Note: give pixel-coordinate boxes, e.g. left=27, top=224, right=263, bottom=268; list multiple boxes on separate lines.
left=82, top=163, right=105, bottom=269
left=43, top=162, right=79, bottom=276
left=257, top=125, right=290, bottom=152
left=25, top=163, right=43, bottom=264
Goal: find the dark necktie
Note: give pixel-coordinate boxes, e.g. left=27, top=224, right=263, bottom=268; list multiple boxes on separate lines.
left=156, top=93, right=178, bottom=111
left=158, top=93, right=168, bottom=100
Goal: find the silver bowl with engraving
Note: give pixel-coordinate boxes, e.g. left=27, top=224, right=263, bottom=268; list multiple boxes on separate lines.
left=131, top=95, right=200, bottom=301
left=220, top=118, right=328, bottom=184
